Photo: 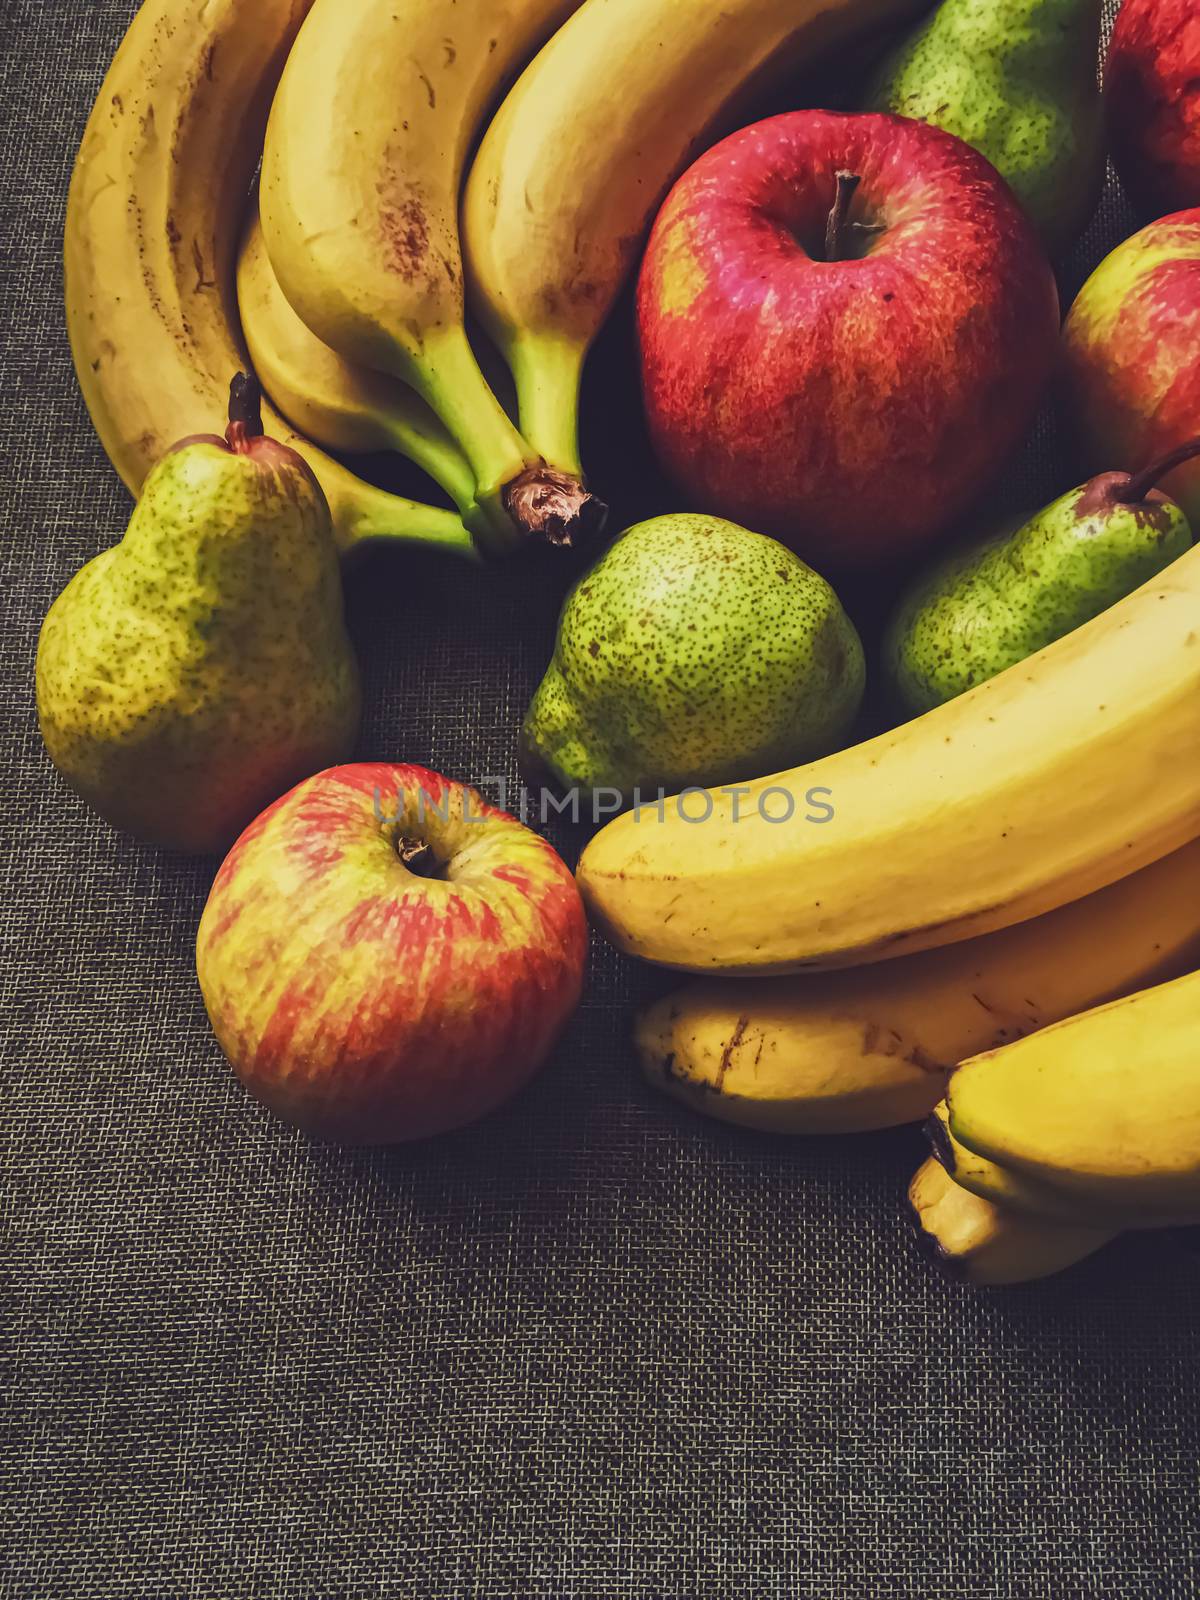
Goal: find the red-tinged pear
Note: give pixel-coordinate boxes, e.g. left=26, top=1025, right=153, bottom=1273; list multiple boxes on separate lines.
left=884, top=439, right=1200, bottom=716
left=1063, top=212, right=1200, bottom=531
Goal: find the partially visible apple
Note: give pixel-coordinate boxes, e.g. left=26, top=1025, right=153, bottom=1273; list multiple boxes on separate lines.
left=196, top=763, right=588, bottom=1143
left=1062, top=209, right=1200, bottom=528
left=1107, top=0, right=1200, bottom=217
left=637, top=111, right=1060, bottom=572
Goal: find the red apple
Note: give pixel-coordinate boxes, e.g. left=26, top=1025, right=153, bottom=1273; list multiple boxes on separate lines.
left=1062, top=209, right=1200, bottom=528
left=1107, top=0, right=1200, bottom=217
left=196, top=763, right=588, bottom=1143
left=637, top=110, right=1060, bottom=571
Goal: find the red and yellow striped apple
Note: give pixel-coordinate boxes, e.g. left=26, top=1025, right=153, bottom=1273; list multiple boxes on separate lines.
left=196, top=763, right=588, bottom=1143
left=637, top=111, right=1060, bottom=572
left=1063, top=210, right=1200, bottom=529
left=1107, top=0, right=1200, bottom=217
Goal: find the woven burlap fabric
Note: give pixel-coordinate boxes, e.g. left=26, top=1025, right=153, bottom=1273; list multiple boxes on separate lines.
left=4, top=2, right=1199, bottom=1595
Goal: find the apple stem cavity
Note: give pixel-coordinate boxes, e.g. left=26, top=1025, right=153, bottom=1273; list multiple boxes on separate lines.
left=825, top=171, right=862, bottom=263
left=397, top=836, right=443, bottom=879
left=226, top=372, right=265, bottom=455
left=1117, top=437, right=1200, bottom=504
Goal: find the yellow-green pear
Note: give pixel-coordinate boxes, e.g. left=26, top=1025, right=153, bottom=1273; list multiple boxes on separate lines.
left=37, top=377, right=361, bottom=853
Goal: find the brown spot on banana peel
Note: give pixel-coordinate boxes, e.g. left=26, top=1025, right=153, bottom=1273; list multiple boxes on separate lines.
left=714, top=1015, right=750, bottom=1094
left=379, top=195, right=430, bottom=282
left=862, top=1022, right=950, bottom=1078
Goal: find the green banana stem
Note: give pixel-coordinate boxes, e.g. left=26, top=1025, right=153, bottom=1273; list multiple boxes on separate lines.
left=410, top=327, right=605, bottom=553
left=328, top=477, right=480, bottom=563
left=410, top=326, right=533, bottom=545
left=382, top=418, right=479, bottom=518
left=510, top=334, right=587, bottom=481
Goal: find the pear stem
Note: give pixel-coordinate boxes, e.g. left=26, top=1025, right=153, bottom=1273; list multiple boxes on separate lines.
left=226, top=372, right=264, bottom=454
left=824, top=171, right=862, bottom=263
left=1117, top=437, right=1200, bottom=504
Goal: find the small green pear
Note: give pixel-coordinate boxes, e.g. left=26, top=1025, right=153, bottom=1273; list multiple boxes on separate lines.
left=864, top=0, right=1104, bottom=255
left=884, top=442, right=1200, bottom=718
left=522, top=514, right=865, bottom=799
left=37, top=377, right=361, bottom=853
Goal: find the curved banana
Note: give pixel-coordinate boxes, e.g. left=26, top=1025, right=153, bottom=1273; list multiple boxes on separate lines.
left=908, top=1158, right=1113, bottom=1287
left=577, top=545, right=1200, bottom=973
left=237, top=211, right=477, bottom=516
left=259, top=0, right=604, bottom=553
left=635, top=835, right=1200, bottom=1135
left=462, top=0, right=930, bottom=477
left=925, top=1103, right=1199, bottom=1230
left=65, top=0, right=473, bottom=563
left=947, top=968, right=1200, bottom=1216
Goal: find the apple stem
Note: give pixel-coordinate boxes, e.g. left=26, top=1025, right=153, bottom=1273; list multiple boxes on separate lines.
left=1117, top=437, right=1200, bottom=504
left=397, top=836, right=442, bottom=879
left=226, top=372, right=264, bottom=455
left=824, top=171, right=862, bottom=263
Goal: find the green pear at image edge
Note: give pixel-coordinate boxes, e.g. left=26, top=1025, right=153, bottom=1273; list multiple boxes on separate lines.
left=884, top=442, right=1200, bottom=719
left=865, top=0, right=1104, bottom=255
left=522, top=514, right=866, bottom=799
left=37, top=377, right=361, bottom=854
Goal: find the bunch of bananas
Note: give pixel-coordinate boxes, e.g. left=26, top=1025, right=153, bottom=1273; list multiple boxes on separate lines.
left=66, top=0, right=928, bottom=560
left=587, top=554, right=1200, bottom=1284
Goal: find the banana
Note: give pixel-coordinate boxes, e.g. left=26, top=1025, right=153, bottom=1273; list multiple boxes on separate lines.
left=65, top=0, right=473, bottom=563
left=237, top=210, right=477, bottom=516
left=577, top=545, right=1200, bottom=974
left=947, top=968, right=1200, bottom=1215
left=463, top=0, right=930, bottom=478
left=907, top=1158, right=1114, bottom=1287
left=259, top=0, right=605, bottom=553
left=925, top=1103, right=1199, bottom=1230
left=635, top=836, right=1200, bottom=1136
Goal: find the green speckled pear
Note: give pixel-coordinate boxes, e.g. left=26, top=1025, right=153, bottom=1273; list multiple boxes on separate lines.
left=37, top=377, right=361, bottom=853
left=884, top=442, right=1200, bottom=718
left=521, top=514, right=865, bottom=799
left=865, top=0, right=1104, bottom=255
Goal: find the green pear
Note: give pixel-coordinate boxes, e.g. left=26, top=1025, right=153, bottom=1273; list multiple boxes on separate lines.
left=37, top=377, right=361, bottom=853
left=864, top=0, right=1104, bottom=255
left=884, top=442, right=1200, bottom=718
left=522, top=514, right=865, bottom=799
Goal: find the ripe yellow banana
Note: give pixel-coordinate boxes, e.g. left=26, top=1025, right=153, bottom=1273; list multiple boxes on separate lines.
left=577, top=545, right=1200, bottom=973
left=463, top=0, right=930, bottom=478
left=237, top=210, right=477, bottom=516
left=908, top=1158, right=1113, bottom=1287
left=925, top=1103, right=1198, bottom=1230
left=259, top=0, right=603, bottom=553
left=65, top=0, right=473, bottom=562
left=635, top=836, right=1200, bottom=1135
left=947, top=968, right=1200, bottom=1215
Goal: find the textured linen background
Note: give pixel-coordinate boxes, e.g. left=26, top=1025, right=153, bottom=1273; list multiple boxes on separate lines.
left=4, top=2, right=1199, bottom=1595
